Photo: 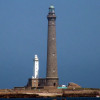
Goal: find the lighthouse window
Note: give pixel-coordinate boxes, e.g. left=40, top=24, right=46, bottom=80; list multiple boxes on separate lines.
left=52, top=38, right=55, bottom=40
left=52, top=22, right=54, bottom=24
left=52, top=53, right=55, bottom=56
left=53, top=70, right=55, bottom=72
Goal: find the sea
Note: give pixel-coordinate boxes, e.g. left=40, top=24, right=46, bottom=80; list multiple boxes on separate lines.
left=0, top=97, right=100, bottom=100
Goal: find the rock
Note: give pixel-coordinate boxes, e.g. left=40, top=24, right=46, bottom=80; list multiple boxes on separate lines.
left=67, top=82, right=81, bottom=89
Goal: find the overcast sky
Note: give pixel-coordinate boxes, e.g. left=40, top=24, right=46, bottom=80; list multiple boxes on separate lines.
left=0, top=0, right=100, bottom=89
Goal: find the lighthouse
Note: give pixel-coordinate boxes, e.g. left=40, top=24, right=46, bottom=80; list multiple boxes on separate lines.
left=32, top=55, right=39, bottom=79
left=46, top=6, right=59, bottom=86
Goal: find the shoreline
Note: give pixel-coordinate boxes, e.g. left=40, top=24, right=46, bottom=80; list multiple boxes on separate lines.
left=0, top=88, right=100, bottom=98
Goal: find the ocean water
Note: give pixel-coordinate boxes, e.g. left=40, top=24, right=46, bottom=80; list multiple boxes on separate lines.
left=0, top=97, right=100, bottom=100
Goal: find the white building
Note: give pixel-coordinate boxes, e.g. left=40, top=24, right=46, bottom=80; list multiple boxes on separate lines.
left=32, top=55, right=39, bottom=79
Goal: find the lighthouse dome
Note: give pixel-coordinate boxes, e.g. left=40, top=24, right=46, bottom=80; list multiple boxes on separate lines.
left=49, top=5, right=55, bottom=9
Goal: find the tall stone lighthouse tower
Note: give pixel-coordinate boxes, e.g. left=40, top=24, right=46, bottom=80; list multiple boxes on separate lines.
left=46, top=6, right=59, bottom=86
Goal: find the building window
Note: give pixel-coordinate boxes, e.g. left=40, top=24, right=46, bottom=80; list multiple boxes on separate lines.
left=52, top=53, right=55, bottom=56
left=52, top=38, right=55, bottom=40
left=53, top=69, right=55, bottom=72
left=54, top=83, right=56, bottom=86
left=52, top=22, right=54, bottom=25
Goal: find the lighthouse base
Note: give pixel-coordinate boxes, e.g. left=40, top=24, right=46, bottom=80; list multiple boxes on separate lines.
left=46, top=77, right=59, bottom=87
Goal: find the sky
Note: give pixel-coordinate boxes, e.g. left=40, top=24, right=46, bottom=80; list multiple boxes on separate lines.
left=0, top=0, right=100, bottom=89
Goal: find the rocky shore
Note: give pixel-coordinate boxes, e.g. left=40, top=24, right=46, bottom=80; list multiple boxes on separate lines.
left=0, top=88, right=100, bottom=98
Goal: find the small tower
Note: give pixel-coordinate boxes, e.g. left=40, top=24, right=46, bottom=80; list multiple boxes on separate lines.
left=32, top=55, right=39, bottom=79
left=46, top=5, right=59, bottom=86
